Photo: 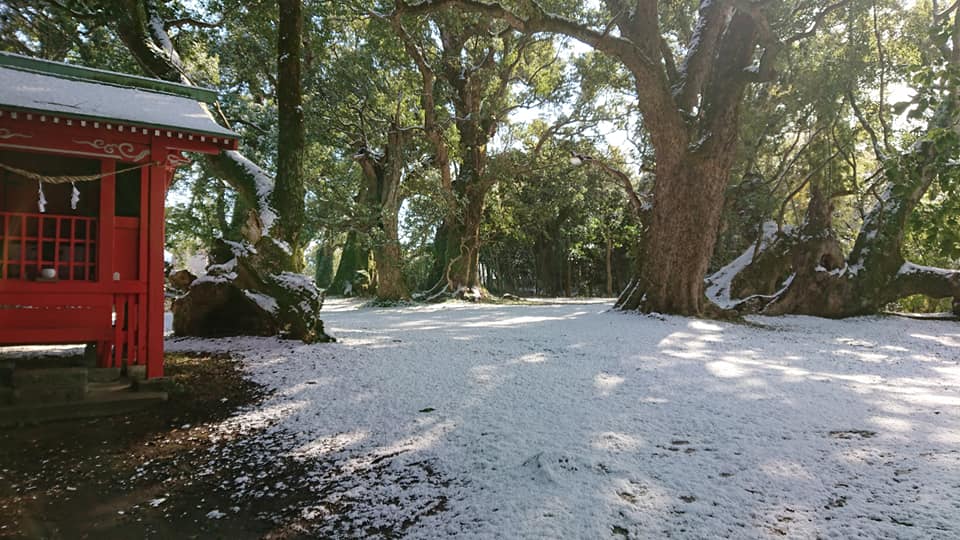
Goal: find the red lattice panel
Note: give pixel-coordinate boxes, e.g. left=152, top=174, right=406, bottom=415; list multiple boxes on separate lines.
left=0, top=211, right=97, bottom=281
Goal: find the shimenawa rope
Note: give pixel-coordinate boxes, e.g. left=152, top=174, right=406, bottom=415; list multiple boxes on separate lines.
left=0, top=160, right=159, bottom=184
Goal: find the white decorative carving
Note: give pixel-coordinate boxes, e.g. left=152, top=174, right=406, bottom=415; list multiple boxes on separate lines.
left=165, top=152, right=192, bottom=169
left=72, top=138, right=150, bottom=161
left=0, top=128, right=32, bottom=140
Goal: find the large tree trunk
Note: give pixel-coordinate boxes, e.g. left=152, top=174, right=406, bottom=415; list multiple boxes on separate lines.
left=314, top=242, right=335, bottom=289
left=616, top=11, right=757, bottom=316
left=764, top=142, right=960, bottom=317
left=356, top=131, right=410, bottom=302
left=423, top=153, right=492, bottom=301
left=637, top=156, right=732, bottom=314
left=454, top=183, right=489, bottom=299
left=353, top=126, right=411, bottom=302
left=331, top=230, right=371, bottom=296
left=617, top=136, right=742, bottom=315
left=374, top=211, right=409, bottom=301
left=534, top=238, right=561, bottom=297
left=273, top=0, right=307, bottom=269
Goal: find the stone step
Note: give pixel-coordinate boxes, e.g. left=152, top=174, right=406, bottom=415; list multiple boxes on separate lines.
left=86, top=380, right=134, bottom=393
left=125, top=365, right=147, bottom=381
left=87, top=367, right=123, bottom=383
left=13, top=385, right=87, bottom=404
left=12, top=367, right=87, bottom=389
left=0, top=391, right=168, bottom=427
left=0, top=361, right=13, bottom=386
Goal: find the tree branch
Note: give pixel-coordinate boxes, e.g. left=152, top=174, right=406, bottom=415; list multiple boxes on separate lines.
left=164, top=16, right=224, bottom=30
left=777, top=145, right=845, bottom=229
left=393, top=0, right=661, bottom=91
left=890, top=261, right=960, bottom=304
left=379, top=9, right=454, bottom=202
left=571, top=152, right=645, bottom=217
left=848, top=90, right=886, bottom=161
left=659, top=36, right=679, bottom=86
left=674, top=0, right=734, bottom=112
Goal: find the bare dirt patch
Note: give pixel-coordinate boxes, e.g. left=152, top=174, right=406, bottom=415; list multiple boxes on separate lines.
left=0, top=354, right=317, bottom=539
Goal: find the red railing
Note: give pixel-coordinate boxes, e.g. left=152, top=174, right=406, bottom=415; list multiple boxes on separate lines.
left=0, top=211, right=97, bottom=281
left=0, top=292, right=144, bottom=369
left=110, top=293, right=144, bottom=368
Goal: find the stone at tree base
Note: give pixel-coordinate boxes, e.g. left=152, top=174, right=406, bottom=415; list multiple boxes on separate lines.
left=172, top=237, right=333, bottom=343
left=168, top=269, right=197, bottom=292
left=172, top=280, right=278, bottom=337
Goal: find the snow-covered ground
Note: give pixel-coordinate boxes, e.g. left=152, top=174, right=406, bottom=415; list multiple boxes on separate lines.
left=168, top=298, right=960, bottom=538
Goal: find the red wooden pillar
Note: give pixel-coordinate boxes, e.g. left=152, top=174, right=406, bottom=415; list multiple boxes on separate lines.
left=136, top=165, right=149, bottom=367
left=98, top=159, right=116, bottom=281
left=98, top=159, right=117, bottom=367
left=145, top=145, right=166, bottom=378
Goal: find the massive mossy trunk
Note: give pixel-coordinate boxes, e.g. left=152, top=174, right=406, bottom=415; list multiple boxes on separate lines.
left=352, top=125, right=411, bottom=302
left=764, top=144, right=960, bottom=317
left=721, top=136, right=960, bottom=318
left=426, top=178, right=490, bottom=300
left=173, top=238, right=331, bottom=341
left=615, top=120, right=743, bottom=315
left=314, top=243, right=335, bottom=289
left=709, top=9, right=960, bottom=318
left=331, top=230, right=372, bottom=296
left=374, top=211, right=409, bottom=301
left=613, top=11, right=759, bottom=316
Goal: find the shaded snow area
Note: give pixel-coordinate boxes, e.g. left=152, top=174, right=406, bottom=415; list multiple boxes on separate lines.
left=167, top=299, right=960, bottom=538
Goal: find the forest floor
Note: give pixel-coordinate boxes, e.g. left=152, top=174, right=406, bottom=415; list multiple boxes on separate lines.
left=4, top=298, right=960, bottom=538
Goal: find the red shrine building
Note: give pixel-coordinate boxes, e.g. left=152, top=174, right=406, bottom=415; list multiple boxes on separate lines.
left=0, top=52, right=238, bottom=380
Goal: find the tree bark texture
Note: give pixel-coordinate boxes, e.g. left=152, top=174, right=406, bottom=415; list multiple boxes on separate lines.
left=274, top=0, right=307, bottom=269
left=331, top=230, right=372, bottom=296
left=429, top=180, right=488, bottom=299
left=353, top=126, right=412, bottom=302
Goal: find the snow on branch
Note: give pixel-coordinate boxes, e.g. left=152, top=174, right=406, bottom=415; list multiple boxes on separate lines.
left=224, top=150, right=279, bottom=234
left=892, top=260, right=960, bottom=303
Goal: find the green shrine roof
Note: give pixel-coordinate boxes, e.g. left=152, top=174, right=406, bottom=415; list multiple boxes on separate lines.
left=0, top=52, right=236, bottom=139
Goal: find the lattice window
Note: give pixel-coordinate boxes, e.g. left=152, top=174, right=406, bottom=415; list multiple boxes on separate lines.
left=0, top=212, right=97, bottom=281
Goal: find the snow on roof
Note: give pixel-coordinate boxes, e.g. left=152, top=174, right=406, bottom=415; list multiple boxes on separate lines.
left=0, top=65, right=236, bottom=138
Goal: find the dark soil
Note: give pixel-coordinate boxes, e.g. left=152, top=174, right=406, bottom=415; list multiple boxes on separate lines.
left=0, top=354, right=317, bottom=540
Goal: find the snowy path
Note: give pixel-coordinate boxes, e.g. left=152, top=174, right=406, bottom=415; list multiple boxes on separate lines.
left=168, top=299, right=960, bottom=538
